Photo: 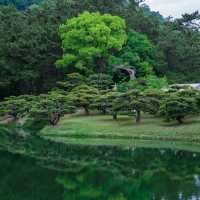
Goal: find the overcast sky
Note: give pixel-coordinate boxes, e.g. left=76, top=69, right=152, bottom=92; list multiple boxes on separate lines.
left=145, top=0, right=200, bottom=18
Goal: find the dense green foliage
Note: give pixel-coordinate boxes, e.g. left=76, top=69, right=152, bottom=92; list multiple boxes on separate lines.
left=87, top=74, right=114, bottom=90
left=0, top=0, right=200, bottom=98
left=109, top=30, right=154, bottom=77
left=67, top=84, right=99, bottom=115
left=112, top=90, right=160, bottom=122
left=0, top=90, right=76, bottom=133
left=56, top=12, right=127, bottom=74
left=0, top=0, right=200, bottom=129
left=1, top=1, right=200, bottom=197
left=116, top=75, right=168, bottom=92
left=160, top=95, right=198, bottom=123
left=0, top=95, right=35, bottom=119
left=2, top=87, right=200, bottom=129
left=0, top=5, right=63, bottom=97
left=159, top=89, right=200, bottom=123
left=29, top=91, right=75, bottom=125
left=56, top=73, right=86, bottom=92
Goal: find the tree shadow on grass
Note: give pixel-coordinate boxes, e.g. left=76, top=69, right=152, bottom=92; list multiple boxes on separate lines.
left=161, top=118, right=200, bottom=127
left=99, top=116, right=162, bottom=127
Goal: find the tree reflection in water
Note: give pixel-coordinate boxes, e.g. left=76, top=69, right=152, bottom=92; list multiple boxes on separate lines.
left=55, top=147, right=200, bottom=200
left=1, top=145, right=200, bottom=200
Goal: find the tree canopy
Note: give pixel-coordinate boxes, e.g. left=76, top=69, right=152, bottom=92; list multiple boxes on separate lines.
left=0, top=0, right=200, bottom=98
left=56, top=11, right=127, bottom=74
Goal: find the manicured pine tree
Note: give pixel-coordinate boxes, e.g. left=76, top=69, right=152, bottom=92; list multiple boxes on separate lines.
left=67, top=84, right=99, bottom=115
left=160, top=95, right=198, bottom=124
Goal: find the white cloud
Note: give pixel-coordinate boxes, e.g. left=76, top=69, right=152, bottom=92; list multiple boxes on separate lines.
left=145, top=0, right=200, bottom=18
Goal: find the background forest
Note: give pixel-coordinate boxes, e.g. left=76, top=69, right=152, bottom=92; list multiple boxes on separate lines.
left=0, top=0, right=200, bottom=98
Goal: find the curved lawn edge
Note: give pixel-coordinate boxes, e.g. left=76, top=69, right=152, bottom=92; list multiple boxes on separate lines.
left=43, top=136, right=200, bottom=153
left=43, top=133, right=200, bottom=143
left=41, top=115, right=200, bottom=144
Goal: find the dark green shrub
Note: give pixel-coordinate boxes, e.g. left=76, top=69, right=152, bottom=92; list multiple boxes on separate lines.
left=160, top=95, right=198, bottom=124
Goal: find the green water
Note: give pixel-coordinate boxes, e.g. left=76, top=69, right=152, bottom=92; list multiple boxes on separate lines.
left=1, top=146, right=200, bottom=200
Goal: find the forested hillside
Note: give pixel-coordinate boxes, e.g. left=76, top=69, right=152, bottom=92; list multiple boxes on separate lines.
left=0, top=0, right=42, bottom=10
left=0, top=0, right=200, bottom=98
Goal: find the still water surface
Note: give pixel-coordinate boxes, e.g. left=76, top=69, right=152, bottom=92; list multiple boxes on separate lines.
left=1, top=146, right=200, bottom=200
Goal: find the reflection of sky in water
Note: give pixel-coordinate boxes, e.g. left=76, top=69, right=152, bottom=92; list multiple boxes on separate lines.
left=179, top=193, right=183, bottom=199
left=193, top=175, right=200, bottom=199
left=189, top=196, right=200, bottom=200
left=194, top=175, right=200, bottom=187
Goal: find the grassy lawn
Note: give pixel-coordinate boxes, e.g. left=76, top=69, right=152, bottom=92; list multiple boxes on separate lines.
left=41, top=115, right=200, bottom=143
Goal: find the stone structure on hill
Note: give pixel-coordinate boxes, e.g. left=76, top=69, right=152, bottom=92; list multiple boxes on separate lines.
left=113, top=66, right=136, bottom=83
left=169, top=83, right=200, bottom=91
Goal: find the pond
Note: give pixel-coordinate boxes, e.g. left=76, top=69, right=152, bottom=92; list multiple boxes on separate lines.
left=1, top=145, right=200, bottom=200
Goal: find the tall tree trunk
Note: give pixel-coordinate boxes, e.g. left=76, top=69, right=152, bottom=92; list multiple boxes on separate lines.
left=84, top=106, right=90, bottom=115
left=50, top=112, right=60, bottom=126
left=176, top=116, right=183, bottom=124
left=136, top=110, right=141, bottom=123
left=96, top=57, right=106, bottom=73
left=112, top=111, right=117, bottom=120
left=102, top=106, right=107, bottom=115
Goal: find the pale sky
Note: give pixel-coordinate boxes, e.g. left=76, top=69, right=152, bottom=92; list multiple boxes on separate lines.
left=145, top=0, right=200, bottom=18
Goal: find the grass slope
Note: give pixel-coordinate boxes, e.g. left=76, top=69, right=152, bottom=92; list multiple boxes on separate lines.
left=42, top=115, right=200, bottom=143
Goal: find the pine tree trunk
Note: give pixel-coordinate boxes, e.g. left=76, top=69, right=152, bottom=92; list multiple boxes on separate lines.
left=96, top=57, right=105, bottom=73
left=102, top=107, right=107, bottom=115
left=50, top=113, right=60, bottom=126
left=136, top=110, right=141, bottom=123
left=176, top=116, right=183, bottom=124
left=84, top=107, right=90, bottom=115
left=112, top=111, right=117, bottom=120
